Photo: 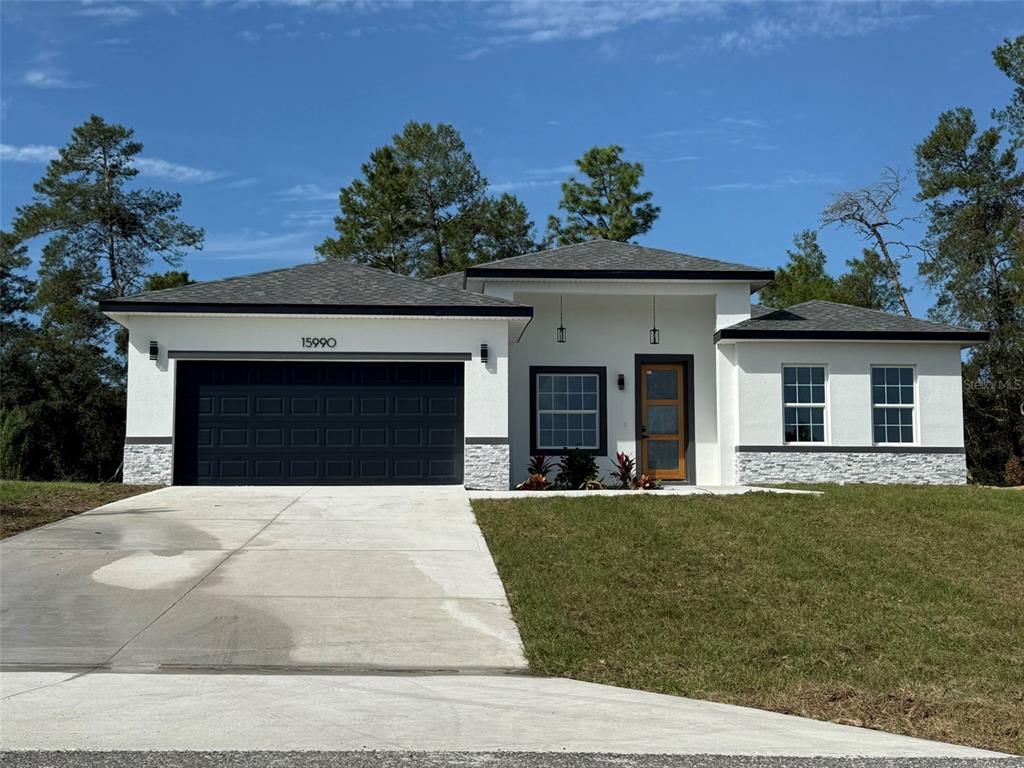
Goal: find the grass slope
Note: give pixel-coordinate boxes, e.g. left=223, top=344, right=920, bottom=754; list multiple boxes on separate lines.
left=0, top=480, right=159, bottom=538
left=473, top=486, right=1023, bottom=754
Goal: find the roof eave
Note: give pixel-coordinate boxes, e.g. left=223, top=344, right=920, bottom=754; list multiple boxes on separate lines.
left=98, top=300, right=533, bottom=319
left=714, top=329, right=990, bottom=345
left=465, top=267, right=774, bottom=282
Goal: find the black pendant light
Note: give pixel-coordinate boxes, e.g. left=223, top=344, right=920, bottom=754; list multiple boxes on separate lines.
left=649, top=295, right=660, bottom=345
left=557, top=295, right=567, bottom=343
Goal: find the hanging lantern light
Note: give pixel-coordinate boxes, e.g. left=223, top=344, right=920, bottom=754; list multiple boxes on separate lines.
left=557, top=295, right=567, bottom=343
left=649, top=295, right=660, bottom=345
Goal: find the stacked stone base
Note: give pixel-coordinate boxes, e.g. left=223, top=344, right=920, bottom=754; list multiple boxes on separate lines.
left=123, top=443, right=173, bottom=486
left=464, top=442, right=510, bottom=490
left=736, top=449, right=967, bottom=485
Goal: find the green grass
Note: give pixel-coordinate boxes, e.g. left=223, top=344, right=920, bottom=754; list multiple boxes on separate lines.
left=473, top=485, right=1024, bottom=754
left=0, top=480, right=159, bottom=538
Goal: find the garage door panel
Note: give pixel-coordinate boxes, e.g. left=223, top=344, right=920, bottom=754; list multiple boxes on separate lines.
left=325, top=428, right=354, bottom=448
left=175, top=361, right=464, bottom=485
left=428, top=397, right=458, bottom=416
left=325, top=397, right=354, bottom=415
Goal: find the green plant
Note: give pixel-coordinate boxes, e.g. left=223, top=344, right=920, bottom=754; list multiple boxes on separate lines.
left=611, top=451, right=636, bottom=489
left=635, top=473, right=661, bottom=490
left=528, top=454, right=556, bottom=478
left=516, top=473, right=551, bottom=491
left=554, top=448, right=600, bottom=490
left=0, top=408, right=30, bottom=480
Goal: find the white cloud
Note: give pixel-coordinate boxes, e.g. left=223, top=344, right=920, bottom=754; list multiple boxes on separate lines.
left=95, top=37, right=133, bottom=46
left=458, top=47, right=489, bottom=61
left=24, top=69, right=90, bottom=89
left=705, top=170, right=840, bottom=192
left=282, top=209, right=335, bottom=228
left=220, top=176, right=260, bottom=190
left=278, top=183, right=337, bottom=201
left=489, top=163, right=575, bottom=193
left=237, top=29, right=261, bottom=43
left=483, top=0, right=717, bottom=45
left=721, top=117, right=764, bottom=128
left=77, top=4, right=142, bottom=23
left=1, top=142, right=225, bottom=184
left=202, top=229, right=320, bottom=262
left=0, top=143, right=59, bottom=163
left=134, top=157, right=225, bottom=183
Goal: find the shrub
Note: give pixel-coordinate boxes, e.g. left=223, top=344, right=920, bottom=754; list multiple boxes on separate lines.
left=516, top=473, right=551, bottom=491
left=635, top=473, right=661, bottom=490
left=611, top=451, right=636, bottom=489
left=554, top=448, right=599, bottom=490
left=0, top=407, right=31, bottom=480
left=1005, top=455, right=1024, bottom=487
left=528, top=454, right=556, bottom=478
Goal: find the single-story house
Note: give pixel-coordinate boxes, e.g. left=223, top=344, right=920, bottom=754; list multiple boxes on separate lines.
left=100, top=240, right=987, bottom=489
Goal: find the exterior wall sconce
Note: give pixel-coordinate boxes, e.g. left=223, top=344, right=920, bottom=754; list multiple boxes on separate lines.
left=556, top=295, right=567, bottom=343
left=480, top=343, right=488, bottom=365
left=617, top=373, right=626, bottom=391
left=649, top=296, right=660, bottom=345
left=149, top=340, right=159, bottom=361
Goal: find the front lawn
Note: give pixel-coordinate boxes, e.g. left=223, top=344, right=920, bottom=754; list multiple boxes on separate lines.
left=473, top=485, right=1023, bottom=754
left=0, top=480, right=160, bottom=539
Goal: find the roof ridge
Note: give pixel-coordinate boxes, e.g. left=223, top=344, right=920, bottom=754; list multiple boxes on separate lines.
left=345, top=262, right=522, bottom=307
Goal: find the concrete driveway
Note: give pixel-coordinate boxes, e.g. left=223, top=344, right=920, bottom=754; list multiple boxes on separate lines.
left=0, top=485, right=526, bottom=672
left=0, top=486, right=1006, bottom=758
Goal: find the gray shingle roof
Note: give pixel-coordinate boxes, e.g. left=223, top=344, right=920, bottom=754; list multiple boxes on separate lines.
left=99, top=261, right=532, bottom=317
left=426, top=271, right=467, bottom=290
left=717, top=300, right=988, bottom=343
left=464, top=239, right=773, bottom=284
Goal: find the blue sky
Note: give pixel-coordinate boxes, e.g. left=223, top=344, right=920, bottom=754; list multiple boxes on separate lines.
left=1, top=1, right=1018, bottom=315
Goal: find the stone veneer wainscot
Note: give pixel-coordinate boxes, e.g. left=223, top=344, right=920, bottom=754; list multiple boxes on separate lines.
left=735, top=447, right=967, bottom=485
left=464, top=441, right=510, bottom=491
left=123, top=441, right=173, bottom=485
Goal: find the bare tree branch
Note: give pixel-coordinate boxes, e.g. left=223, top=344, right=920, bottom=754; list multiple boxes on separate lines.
left=820, top=166, right=918, bottom=317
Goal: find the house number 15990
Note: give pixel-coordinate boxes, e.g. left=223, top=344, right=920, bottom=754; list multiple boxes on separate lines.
left=301, top=337, right=337, bottom=348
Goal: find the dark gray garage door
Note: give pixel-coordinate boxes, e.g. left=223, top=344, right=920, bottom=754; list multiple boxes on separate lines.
left=173, top=361, right=464, bottom=485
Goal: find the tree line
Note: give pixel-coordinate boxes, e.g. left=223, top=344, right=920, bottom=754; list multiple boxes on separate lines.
left=2, top=38, right=1021, bottom=484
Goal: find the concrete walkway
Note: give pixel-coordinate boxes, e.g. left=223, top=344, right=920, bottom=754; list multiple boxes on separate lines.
left=0, top=485, right=526, bottom=672
left=0, top=672, right=1004, bottom=757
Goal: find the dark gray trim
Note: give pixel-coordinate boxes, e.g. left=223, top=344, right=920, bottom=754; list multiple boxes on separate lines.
left=467, top=267, right=774, bottom=284
left=634, top=354, right=697, bottom=485
left=715, top=329, right=989, bottom=343
left=124, top=436, right=173, bottom=445
left=168, top=351, right=473, bottom=362
left=100, top=300, right=532, bottom=318
left=735, top=445, right=966, bottom=454
left=529, top=366, right=608, bottom=457
left=465, top=437, right=510, bottom=445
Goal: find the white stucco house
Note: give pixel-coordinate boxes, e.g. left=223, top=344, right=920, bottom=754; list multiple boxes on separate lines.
left=100, top=240, right=987, bottom=489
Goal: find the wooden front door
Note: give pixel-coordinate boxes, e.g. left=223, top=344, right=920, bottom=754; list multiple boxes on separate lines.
left=639, top=363, right=686, bottom=481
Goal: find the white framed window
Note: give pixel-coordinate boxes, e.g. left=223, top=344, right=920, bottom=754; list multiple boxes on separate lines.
left=872, top=366, right=915, bottom=444
left=532, top=369, right=603, bottom=452
left=783, top=365, right=826, bottom=443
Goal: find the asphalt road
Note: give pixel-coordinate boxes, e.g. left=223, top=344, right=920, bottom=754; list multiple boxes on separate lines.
left=1, top=754, right=1020, bottom=768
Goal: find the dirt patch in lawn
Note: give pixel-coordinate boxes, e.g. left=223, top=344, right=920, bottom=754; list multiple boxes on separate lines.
left=1, top=481, right=160, bottom=538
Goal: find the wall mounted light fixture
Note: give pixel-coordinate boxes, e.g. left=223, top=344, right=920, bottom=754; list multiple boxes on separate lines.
left=480, top=343, right=489, bottom=364
left=617, top=373, right=626, bottom=391
left=556, top=295, right=567, bottom=343
left=649, top=296, right=661, bottom=345
left=149, top=340, right=159, bottom=361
